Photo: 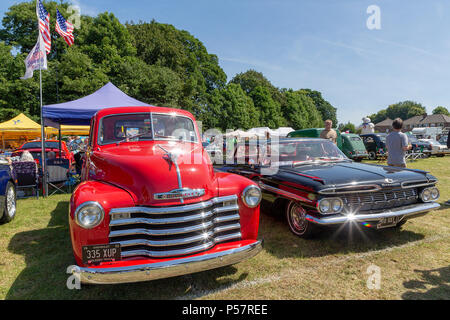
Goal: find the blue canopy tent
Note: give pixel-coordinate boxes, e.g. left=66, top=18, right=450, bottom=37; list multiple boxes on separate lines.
left=43, top=82, right=150, bottom=126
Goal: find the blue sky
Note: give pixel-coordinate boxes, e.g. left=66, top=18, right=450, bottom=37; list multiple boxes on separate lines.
left=1, top=0, right=450, bottom=126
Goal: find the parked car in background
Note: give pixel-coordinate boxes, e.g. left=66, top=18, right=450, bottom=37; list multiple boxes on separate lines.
left=202, top=141, right=223, bottom=164
left=418, top=139, right=447, bottom=157
left=407, top=134, right=431, bottom=153
left=70, top=106, right=262, bottom=284
left=438, top=134, right=448, bottom=146
left=12, top=140, right=74, bottom=165
left=360, top=133, right=387, bottom=160
left=341, top=133, right=368, bottom=162
left=0, top=161, right=17, bottom=224
left=217, top=138, right=441, bottom=238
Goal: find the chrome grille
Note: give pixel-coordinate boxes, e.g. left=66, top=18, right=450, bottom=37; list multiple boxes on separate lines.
left=342, top=188, right=418, bottom=212
left=108, top=195, right=241, bottom=259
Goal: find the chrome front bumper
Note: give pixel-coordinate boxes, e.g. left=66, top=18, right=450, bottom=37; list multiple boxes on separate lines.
left=306, top=202, right=440, bottom=225
left=75, top=240, right=263, bottom=284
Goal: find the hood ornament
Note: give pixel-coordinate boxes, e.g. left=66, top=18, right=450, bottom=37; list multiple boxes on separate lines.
left=155, top=145, right=204, bottom=203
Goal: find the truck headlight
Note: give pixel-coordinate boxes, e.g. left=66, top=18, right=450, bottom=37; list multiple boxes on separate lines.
left=318, top=198, right=343, bottom=214
left=75, top=201, right=104, bottom=229
left=241, top=185, right=262, bottom=208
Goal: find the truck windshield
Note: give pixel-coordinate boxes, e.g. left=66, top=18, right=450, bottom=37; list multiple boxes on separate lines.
left=98, top=113, right=198, bottom=145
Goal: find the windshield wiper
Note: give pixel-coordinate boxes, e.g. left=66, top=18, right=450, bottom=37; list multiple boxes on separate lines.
left=116, top=131, right=151, bottom=145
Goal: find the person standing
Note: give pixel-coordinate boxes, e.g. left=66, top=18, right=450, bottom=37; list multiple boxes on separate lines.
left=386, top=118, right=412, bottom=168
left=320, top=120, right=337, bottom=144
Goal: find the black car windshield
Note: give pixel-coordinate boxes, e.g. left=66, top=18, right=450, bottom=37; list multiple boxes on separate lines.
left=21, top=141, right=60, bottom=149
left=263, top=140, right=348, bottom=166
left=376, top=134, right=387, bottom=142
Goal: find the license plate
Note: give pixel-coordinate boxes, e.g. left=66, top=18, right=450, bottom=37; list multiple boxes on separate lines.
left=82, top=244, right=121, bottom=265
left=377, top=216, right=403, bottom=229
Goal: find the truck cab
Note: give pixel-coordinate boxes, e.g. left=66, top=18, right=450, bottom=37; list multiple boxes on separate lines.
left=69, top=106, right=262, bottom=284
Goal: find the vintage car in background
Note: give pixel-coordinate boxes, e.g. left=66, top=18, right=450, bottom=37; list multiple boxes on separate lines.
left=69, top=106, right=262, bottom=284
left=217, top=138, right=441, bottom=238
left=202, top=141, right=224, bottom=164
left=360, top=133, right=387, bottom=160
left=0, top=160, right=17, bottom=224
left=287, top=128, right=368, bottom=161
left=12, top=140, right=74, bottom=165
left=418, top=139, right=447, bottom=157
left=341, top=133, right=369, bottom=162
left=406, top=134, right=432, bottom=155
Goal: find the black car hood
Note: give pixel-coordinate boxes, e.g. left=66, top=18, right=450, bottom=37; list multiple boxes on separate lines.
left=280, top=161, right=430, bottom=187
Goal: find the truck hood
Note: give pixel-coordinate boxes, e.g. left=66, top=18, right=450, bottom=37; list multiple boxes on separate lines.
left=89, top=143, right=217, bottom=206
left=280, top=161, right=432, bottom=188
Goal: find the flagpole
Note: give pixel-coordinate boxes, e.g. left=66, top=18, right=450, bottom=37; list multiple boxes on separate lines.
left=40, top=62, right=48, bottom=197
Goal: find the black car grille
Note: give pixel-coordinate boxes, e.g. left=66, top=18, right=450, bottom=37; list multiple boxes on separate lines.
left=342, top=188, right=418, bottom=212
left=108, top=195, right=241, bottom=259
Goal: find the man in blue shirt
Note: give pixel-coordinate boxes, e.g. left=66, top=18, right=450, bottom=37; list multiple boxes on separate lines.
left=386, top=118, right=412, bottom=168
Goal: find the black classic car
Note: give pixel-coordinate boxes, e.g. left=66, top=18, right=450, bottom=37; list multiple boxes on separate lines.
left=217, top=138, right=441, bottom=238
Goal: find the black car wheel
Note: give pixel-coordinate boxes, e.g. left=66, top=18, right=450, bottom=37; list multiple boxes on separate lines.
left=368, top=151, right=377, bottom=160
left=286, top=201, right=318, bottom=238
left=0, top=182, right=16, bottom=224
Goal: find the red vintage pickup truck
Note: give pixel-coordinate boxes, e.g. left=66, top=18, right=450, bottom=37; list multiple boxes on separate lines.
left=69, top=106, right=263, bottom=284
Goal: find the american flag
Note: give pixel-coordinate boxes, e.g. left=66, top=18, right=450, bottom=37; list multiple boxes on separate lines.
left=56, top=9, right=74, bottom=46
left=36, top=0, right=51, bottom=54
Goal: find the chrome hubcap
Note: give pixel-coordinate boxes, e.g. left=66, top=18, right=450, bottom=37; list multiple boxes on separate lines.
left=6, top=187, right=16, bottom=217
left=290, top=203, right=306, bottom=232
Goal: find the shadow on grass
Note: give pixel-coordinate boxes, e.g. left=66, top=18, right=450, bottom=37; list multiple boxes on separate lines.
left=6, top=200, right=248, bottom=300
left=260, top=208, right=426, bottom=260
left=402, top=266, right=450, bottom=300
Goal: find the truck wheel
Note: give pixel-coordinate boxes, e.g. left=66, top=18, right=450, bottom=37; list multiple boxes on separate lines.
left=368, top=151, right=377, bottom=160
left=285, top=201, right=318, bottom=238
left=0, top=182, right=16, bottom=224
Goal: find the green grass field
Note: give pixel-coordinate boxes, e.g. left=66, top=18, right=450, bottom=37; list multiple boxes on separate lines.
left=0, top=156, right=449, bottom=300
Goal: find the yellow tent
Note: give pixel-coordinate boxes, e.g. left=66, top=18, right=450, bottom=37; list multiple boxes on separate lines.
left=60, top=125, right=90, bottom=136
left=0, top=113, right=55, bottom=149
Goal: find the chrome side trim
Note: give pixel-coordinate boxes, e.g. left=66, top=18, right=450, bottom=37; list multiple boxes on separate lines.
left=259, top=182, right=313, bottom=204
left=77, top=240, right=263, bottom=284
left=109, top=195, right=238, bottom=216
left=306, top=202, right=440, bottom=225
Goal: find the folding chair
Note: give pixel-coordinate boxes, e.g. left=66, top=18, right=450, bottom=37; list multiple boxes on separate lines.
left=47, top=158, right=71, bottom=195
left=11, top=161, right=39, bottom=199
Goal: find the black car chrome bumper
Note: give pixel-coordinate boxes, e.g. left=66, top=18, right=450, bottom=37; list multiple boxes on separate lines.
left=306, top=202, right=440, bottom=225
left=74, top=240, right=263, bottom=285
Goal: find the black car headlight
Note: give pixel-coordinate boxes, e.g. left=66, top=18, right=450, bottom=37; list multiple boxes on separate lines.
left=318, top=198, right=343, bottom=215
left=420, top=187, right=439, bottom=202
left=75, top=201, right=105, bottom=229
left=241, top=185, right=262, bottom=208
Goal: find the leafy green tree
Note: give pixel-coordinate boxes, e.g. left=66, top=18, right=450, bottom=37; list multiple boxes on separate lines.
left=249, top=86, right=285, bottom=129
left=282, top=90, right=322, bottom=129
left=300, top=89, right=337, bottom=124
left=432, top=106, right=450, bottom=116
left=338, top=122, right=357, bottom=133
left=127, top=21, right=227, bottom=116
left=371, top=101, right=426, bottom=123
left=205, top=83, right=259, bottom=131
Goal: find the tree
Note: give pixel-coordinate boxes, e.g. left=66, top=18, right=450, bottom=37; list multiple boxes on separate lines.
left=300, top=89, right=337, bottom=124
left=338, top=122, right=357, bottom=133
left=432, top=106, right=450, bottom=116
left=202, top=83, right=259, bottom=131
left=249, top=86, right=285, bottom=129
left=282, top=90, right=322, bottom=129
left=371, top=101, right=427, bottom=123
left=126, top=21, right=227, bottom=116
